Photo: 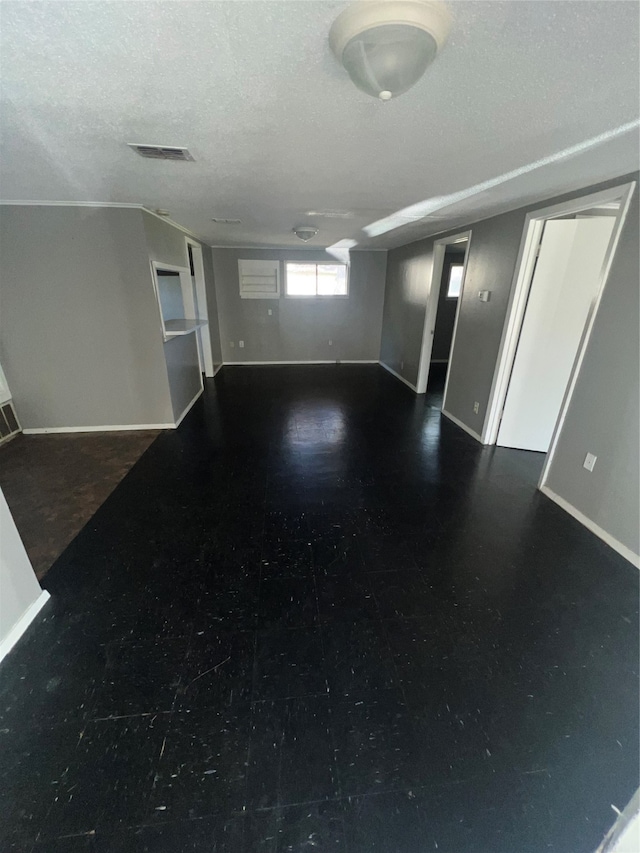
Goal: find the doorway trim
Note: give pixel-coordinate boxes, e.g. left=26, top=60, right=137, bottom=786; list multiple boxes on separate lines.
left=185, top=238, right=215, bottom=377
left=416, top=230, right=472, bottom=395
left=482, top=181, right=636, bottom=481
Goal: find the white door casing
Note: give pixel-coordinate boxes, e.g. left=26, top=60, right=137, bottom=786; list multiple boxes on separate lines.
left=497, top=217, right=615, bottom=452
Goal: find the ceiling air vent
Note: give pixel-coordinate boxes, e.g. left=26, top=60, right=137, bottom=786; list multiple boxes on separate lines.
left=212, top=218, right=242, bottom=224
left=128, top=144, right=194, bottom=161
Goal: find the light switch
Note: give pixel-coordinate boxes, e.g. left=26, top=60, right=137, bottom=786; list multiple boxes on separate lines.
left=478, top=290, right=491, bottom=302
left=583, top=452, right=597, bottom=472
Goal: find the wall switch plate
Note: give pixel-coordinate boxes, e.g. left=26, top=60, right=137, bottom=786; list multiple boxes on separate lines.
left=478, top=290, right=491, bottom=302
left=239, top=340, right=244, bottom=348
left=583, top=452, right=597, bottom=472
left=328, top=340, right=332, bottom=346
left=473, top=401, right=480, bottom=414
left=268, top=309, right=272, bottom=316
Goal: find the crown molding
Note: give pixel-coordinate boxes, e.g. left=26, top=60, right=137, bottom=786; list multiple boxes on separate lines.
left=0, top=200, right=141, bottom=208
left=0, top=200, right=209, bottom=245
left=209, top=244, right=388, bottom=251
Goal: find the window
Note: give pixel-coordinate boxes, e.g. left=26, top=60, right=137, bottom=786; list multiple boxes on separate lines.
left=285, top=262, right=348, bottom=297
left=446, top=263, right=464, bottom=298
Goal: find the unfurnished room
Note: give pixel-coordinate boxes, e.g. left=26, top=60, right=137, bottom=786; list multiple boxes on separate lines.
left=0, top=1, right=638, bottom=851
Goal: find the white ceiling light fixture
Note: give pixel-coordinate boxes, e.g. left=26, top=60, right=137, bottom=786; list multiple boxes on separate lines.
left=293, top=226, right=319, bottom=242
left=329, top=0, right=452, bottom=101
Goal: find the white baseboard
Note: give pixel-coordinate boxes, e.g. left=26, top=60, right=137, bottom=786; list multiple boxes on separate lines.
left=23, top=423, right=173, bottom=435
left=0, top=590, right=51, bottom=664
left=223, top=360, right=378, bottom=367
left=211, top=363, right=224, bottom=377
left=540, top=485, right=640, bottom=569
left=174, top=387, right=204, bottom=427
left=441, top=408, right=485, bottom=443
left=224, top=360, right=336, bottom=366
left=378, top=361, right=418, bottom=392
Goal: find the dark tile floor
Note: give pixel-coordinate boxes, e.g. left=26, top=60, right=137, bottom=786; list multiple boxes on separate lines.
left=0, top=430, right=159, bottom=578
left=0, top=365, right=638, bottom=852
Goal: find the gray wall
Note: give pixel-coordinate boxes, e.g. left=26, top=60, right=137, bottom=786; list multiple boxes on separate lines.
left=164, top=335, right=201, bottom=422
left=0, top=206, right=174, bottom=428
left=380, top=172, right=639, bottom=558
left=380, top=212, right=523, bottom=408
left=379, top=245, right=433, bottom=384
left=545, top=187, right=639, bottom=556
left=211, top=249, right=387, bottom=363
left=432, top=248, right=465, bottom=361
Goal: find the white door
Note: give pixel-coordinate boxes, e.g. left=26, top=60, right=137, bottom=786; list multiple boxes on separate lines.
left=497, top=217, right=615, bottom=452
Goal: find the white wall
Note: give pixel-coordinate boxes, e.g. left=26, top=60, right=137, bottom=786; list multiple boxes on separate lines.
left=0, top=487, right=48, bottom=662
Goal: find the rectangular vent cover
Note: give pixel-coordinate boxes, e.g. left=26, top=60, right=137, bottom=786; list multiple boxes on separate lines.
left=128, top=144, right=194, bottom=161
left=238, top=260, right=280, bottom=300
left=0, top=400, right=20, bottom=443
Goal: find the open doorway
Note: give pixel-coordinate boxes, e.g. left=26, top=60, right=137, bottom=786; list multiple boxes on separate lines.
left=416, top=231, right=471, bottom=409
left=483, top=181, right=635, bottom=476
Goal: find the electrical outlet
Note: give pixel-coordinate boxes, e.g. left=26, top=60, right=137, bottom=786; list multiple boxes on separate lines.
left=401, top=361, right=404, bottom=371
left=268, top=309, right=273, bottom=316
left=328, top=340, right=333, bottom=346
left=583, top=452, right=597, bottom=472
left=473, top=401, right=480, bottom=414
left=230, top=341, right=235, bottom=348
left=239, top=340, right=244, bottom=348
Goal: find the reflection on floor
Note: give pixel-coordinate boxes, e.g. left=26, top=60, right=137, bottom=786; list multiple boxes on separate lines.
left=0, top=365, right=638, bottom=852
left=0, top=430, right=159, bottom=578
left=426, top=360, right=448, bottom=409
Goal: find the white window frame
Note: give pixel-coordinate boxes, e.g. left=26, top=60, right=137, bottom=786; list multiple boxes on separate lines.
left=284, top=261, right=349, bottom=299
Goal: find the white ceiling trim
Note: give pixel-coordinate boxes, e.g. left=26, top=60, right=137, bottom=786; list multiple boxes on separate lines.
left=210, top=244, right=387, bottom=251
left=0, top=200, right=141, bottom=208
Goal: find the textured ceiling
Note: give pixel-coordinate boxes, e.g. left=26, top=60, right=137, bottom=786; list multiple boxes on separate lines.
left=1, top=0, right=638, bottom=249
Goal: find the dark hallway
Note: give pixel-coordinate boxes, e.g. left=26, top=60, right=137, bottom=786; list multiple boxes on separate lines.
left=1, top=365, right=637, bottom=852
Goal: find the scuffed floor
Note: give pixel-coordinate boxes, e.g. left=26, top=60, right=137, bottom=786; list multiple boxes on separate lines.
left=0, top=365, right=638, bottom=852
left=0, top=430, right=159, bottom=578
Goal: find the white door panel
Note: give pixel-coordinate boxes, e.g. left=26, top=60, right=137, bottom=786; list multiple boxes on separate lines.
left=497, top=217, right=615, bottom=452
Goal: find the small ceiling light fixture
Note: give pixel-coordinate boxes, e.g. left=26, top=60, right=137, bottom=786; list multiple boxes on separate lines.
left=329, top=0, right=452, bottom=101
left=154, top=208, right=171, bottom=216
left=293, top=226, right=319, bottom=242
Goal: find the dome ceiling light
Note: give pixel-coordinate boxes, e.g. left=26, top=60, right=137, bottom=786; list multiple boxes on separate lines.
left=329, top=0, right=452, bottom=101
left=293, top=226, right=319, bottom=242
